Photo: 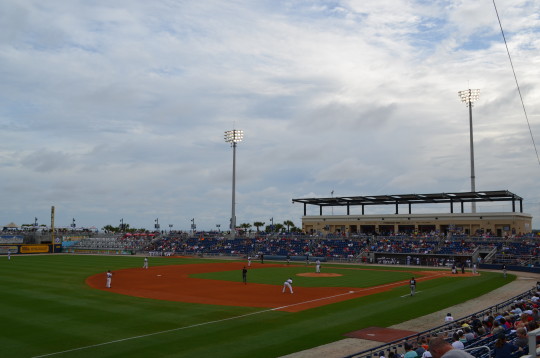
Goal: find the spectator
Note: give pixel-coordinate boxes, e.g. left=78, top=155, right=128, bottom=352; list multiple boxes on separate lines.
left=513, top=327, right=529, bottom=353
left=491, top=320, right=504, bottom=336
left=462, top=327, right=475, bottom=341
left=428, top=337, right=475, bottom=358
left=493, top=333, right=519, bottom=358
left=451, top=332, right=464, bottom=350
left=404, top=342, right=419, bottom=358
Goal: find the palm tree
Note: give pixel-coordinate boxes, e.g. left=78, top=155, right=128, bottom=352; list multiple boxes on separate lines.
left=283, top=220, right=294, bottom=232
left=253, top=221, right=265, bottom=232
left=240, top=223, right=252, bottom=230
left=274, top=223, right=284, bottom=233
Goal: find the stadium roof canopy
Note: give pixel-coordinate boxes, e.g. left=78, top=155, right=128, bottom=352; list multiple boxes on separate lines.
left=292, top=190, right=524, bottom=216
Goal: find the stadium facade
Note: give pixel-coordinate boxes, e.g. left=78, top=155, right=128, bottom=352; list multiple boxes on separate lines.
left=293, top=190, right=533, bottom=236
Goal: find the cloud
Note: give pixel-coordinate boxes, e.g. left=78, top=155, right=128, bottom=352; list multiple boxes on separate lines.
left=0, top=0, right=539, bottom=230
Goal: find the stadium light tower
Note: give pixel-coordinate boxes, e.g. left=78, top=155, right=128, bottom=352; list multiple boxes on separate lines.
left=458, top=88, right=480, bottom=213
left=224, top=129, right=244, bottom=239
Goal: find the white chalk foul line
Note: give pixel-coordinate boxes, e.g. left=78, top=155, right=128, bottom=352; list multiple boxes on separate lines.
left=33, top=276, right=433, bottom=357
left=32, top=289, right=362, bottom=357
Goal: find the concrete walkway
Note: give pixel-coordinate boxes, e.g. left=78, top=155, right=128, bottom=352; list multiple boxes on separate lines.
left=280, top=270, right=540, bottom=358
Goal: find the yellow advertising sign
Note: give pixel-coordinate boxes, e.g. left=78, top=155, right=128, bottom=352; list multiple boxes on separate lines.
left=20, top=245, right=50, bottom=253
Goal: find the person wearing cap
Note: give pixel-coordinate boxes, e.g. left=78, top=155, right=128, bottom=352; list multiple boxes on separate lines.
left=444, top=313, right=454, bottom=322
left=410, top=277, right=417, bottom=296
left=493, top=333, right=519, bottom=358
left=428, top=337, right=474, bottom=358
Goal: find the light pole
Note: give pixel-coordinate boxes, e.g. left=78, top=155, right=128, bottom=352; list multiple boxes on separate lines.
left=224, top=129, right=243, bottom=239
left=155, top=218, right=160, bottom=232
left=191, top=218, right=196, bottom=234
left=71, top=218, right=76, bottom=230
left=458, top=88, right=480, bottom=213
left=120, top=218, right=124, bottom=232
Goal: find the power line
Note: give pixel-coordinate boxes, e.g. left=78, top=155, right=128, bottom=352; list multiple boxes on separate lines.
left=492, top=0, right=540, bottom=168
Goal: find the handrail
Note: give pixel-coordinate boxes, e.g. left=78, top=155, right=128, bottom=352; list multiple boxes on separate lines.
left=343, top=289, right=534, bottom=358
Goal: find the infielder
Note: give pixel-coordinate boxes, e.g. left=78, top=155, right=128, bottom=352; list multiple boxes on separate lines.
left=106, top=270, right=113, bottom=288
left=282, top=278, right=293, bottom=294
left=315, top=259, right=321, bottom=273
left=143, top=257, right=149, bottom=269
left=409, top=276, right=416, bottom=296
left=247, top=256, right=251, bottom=267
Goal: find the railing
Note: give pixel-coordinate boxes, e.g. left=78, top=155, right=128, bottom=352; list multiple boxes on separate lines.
left=343, top=289, right=534, bottom=358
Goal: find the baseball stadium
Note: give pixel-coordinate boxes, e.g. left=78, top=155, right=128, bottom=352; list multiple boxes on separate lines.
left=1, top=211, right=539, bottom=358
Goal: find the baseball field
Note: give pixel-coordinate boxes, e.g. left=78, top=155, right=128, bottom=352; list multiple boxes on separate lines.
left=0, top=254, right=512, bottom=358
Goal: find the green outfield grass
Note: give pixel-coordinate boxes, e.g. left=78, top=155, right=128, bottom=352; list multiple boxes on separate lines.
left=0, top=255, right=513, bottom=358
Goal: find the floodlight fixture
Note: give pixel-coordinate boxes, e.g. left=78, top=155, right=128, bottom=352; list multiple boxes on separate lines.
left=458, top=88, right=481, bottom=213
left=458, top=89, right=480, bottom=106
left=224, top=129, right=243, bottom=238
left=224, top=129, right=244, bottom=144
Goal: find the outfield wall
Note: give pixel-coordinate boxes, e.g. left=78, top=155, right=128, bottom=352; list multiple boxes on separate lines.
left=0, top=244, right=62, bottom=255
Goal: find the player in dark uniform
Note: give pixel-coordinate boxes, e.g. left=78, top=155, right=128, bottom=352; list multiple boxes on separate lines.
left=242, top=266, right=247, bottom=284
left=410, top=277, right=416, bottom=296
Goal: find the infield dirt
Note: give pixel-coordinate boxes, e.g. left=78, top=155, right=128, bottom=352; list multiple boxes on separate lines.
left=86, top=261, right=473, bottom=312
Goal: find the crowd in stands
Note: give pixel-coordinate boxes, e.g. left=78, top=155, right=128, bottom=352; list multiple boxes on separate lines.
left=63, top=230, right=539, bottom=267
left=372, top=283, right=540, bottom=358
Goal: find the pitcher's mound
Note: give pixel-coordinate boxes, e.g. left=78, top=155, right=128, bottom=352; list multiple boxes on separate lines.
left=297, top=273, right=343, bottom=277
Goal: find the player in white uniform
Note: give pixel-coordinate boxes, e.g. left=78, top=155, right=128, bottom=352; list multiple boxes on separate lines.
left=106, top=270, right=113, bottom=288
left=247, top=256, right=251, bottom=267
left=282, top=278, right=293, bottom=294
left=315, top=259, right=321, bottom=273
left=143, top=257, right=148, bottom=269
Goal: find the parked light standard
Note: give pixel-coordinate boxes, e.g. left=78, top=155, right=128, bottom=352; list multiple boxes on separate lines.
left=458, top=88, right=480, bottom=213
left=224, top=129, right=243, bottom=239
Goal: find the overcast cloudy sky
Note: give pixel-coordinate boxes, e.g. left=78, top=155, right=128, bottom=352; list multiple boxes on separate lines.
left=1, top=0, right=539, bottom=231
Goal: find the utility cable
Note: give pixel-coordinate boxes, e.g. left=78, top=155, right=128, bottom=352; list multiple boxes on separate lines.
left=492, top=0, right=540, bottom=168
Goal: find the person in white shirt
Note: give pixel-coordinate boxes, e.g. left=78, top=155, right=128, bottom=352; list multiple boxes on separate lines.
left=143, top=257, right=148, bottom=269
left=282, top=278, right=293, bottom=294
left=106, top=270, right=113, bottom=288
left=315, top=260, right=321, bottom=273
left=445, top=313, right=454, bottom=322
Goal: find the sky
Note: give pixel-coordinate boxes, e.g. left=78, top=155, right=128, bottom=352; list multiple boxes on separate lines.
left=0, top=0, right=539, bottom=231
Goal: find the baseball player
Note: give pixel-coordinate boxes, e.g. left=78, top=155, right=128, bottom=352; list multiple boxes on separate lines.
left=409, top=277, right=416, bottom=296
left=143, top=257, right=149, bottom=269
left=106, top=270, right=113, bottom=288
left=315, top=259, right=321, bottom=273
left=282, top=278, right=293, bottom=294
left=247, top=256, right=251, bottom=267
left=7, top=249, right=10, bottom=260
left=242, top=266, right=247, bottom=284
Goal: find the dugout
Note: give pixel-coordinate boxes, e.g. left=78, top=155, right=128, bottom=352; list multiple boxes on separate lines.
left=292, top=190, right=533, bottom=236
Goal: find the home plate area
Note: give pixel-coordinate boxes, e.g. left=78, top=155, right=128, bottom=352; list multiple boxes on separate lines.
left=344, top=327, right=418, bottom=343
